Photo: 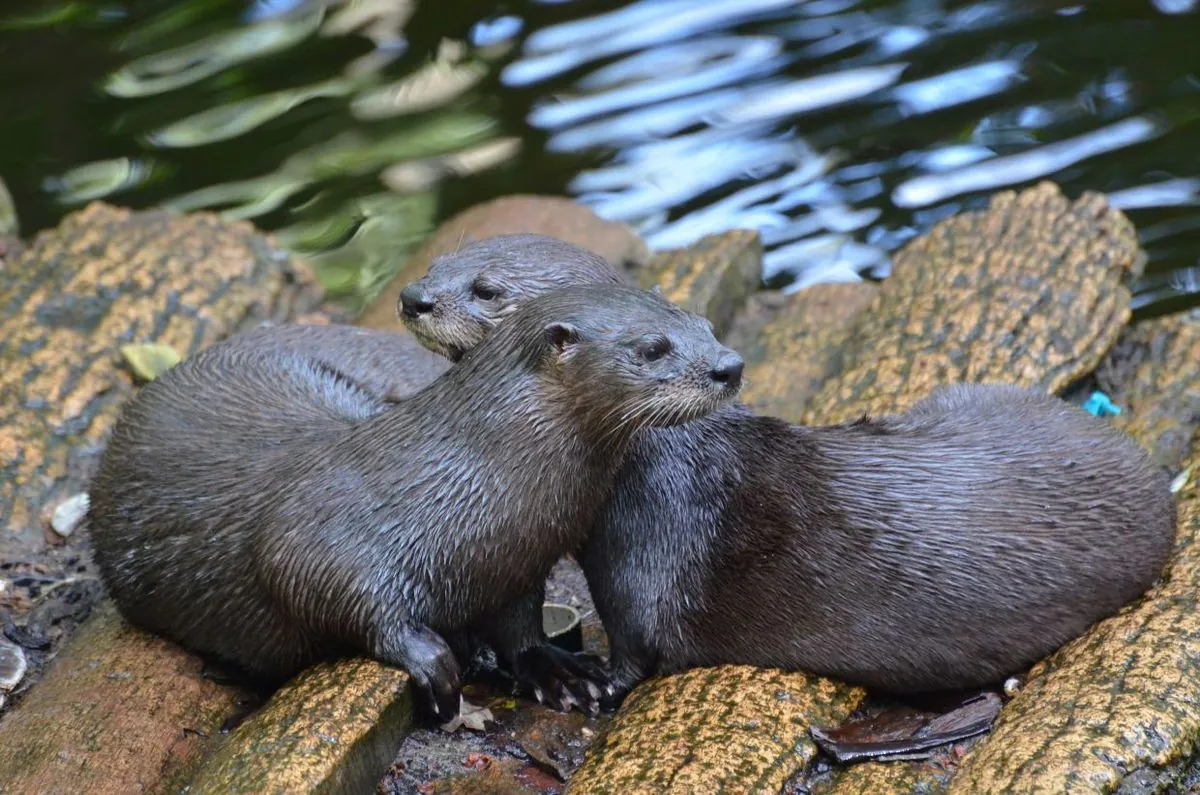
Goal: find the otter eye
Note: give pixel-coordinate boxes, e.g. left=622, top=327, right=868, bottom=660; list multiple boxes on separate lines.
left=639, top=337, right=672, bottom=362
left=472, top=282, right=501, bottom=301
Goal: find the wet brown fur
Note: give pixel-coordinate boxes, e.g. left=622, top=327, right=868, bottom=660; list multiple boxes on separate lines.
left=585, top=385, right=1175, bottom=695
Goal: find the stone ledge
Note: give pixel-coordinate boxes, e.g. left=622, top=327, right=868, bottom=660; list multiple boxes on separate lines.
left=188, top=659, right=412, bottom=795
left=0, top=602, right=250, bottom=794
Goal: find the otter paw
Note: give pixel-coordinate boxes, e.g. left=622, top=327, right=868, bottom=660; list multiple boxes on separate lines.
left=390, top=626, right=463, bottom=722
left=513, top=644, right=612, bottom=715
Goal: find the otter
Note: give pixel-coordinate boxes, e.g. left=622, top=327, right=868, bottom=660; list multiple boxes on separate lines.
left=584, top=385, right=1175, bottom=697
left=395, top=240, right=1174, bottom=700
left=87, top=284, right=744, bottom=721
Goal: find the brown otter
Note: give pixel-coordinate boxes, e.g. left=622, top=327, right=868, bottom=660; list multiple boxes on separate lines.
left=395, top=242, right=1174, bottom=701
left=399, top=233, right=625, bottom=361
left=87, top=284, right=744, bottom=721
left=583, top=384, right=1175, bottom=698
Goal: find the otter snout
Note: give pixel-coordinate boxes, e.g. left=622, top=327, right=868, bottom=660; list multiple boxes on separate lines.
left=399, top=284, right=436, bottom=319
left=709, top=351, right=744, bottom=391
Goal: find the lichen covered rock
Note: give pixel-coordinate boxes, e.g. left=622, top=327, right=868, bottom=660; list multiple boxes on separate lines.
left=801, top=183, right=1142, bottom=425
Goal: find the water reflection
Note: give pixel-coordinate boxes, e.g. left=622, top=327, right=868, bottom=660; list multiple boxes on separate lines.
left=504, top=0, right=1200, bottom=308
left=0, top=0, right=1197, bottom=313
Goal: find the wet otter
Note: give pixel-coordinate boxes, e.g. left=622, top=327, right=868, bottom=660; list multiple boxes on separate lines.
left=88, top=285, right=744, bottom=720
left=397, top=242, right=1174, bottom=700
left=399, top=233, right=625, bottom=361
left=584, top=384, right=1175, bottom=697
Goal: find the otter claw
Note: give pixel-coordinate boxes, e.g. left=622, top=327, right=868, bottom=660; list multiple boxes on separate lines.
left=513, top=643, right=613, bottom=715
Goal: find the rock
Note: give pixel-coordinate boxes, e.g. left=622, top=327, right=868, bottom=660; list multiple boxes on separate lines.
left=48, top=492, right=89, bottom=538
left=635, top=229, right=763, bottom=339
left=572, top=666, right=862, bottom=793
left=0, top=201, right=324, bottom=565
left=568, top=182, right=1147, bottom=794
left=357, top=195, right=649, bottom=331
left=1096, top=309, right=1200, bottom=472
left=0, top=602, right=252, bottom=794
left=726, top=283, right=878, bottom=423
left=799, top=182, right=1143, bottom=425
left=187, top=659, right=414, bottom=795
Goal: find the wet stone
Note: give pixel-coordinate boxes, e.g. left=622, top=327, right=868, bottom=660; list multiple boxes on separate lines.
left=0, top=634, right=27, bottom=691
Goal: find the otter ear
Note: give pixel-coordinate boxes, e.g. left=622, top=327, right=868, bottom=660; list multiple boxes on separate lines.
left=543, top=322, right=580, bottom=356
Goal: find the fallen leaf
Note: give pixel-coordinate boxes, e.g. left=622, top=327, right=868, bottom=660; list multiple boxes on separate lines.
left=439, top=696, right=494, bottom=733
left=120, top=343, right=182, bottom=382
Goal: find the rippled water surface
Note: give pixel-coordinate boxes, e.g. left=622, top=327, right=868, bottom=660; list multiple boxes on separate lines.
left=1, top=0, right=1198, bottom=314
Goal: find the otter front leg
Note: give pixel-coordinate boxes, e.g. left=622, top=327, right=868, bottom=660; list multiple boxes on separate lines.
left=375, top=623, right=463, bottom=721
left=482, top=585, right=612, bottom=714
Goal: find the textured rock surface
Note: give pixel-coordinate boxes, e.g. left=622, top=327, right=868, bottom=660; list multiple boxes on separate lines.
left=0, top=602, right=252, bottom=794
left=727, top=282, right=878, bottom=423
left=570, top=667, right=863, bottom=794
left=1097, top=310, right=1200, bottom=472
left=819, top=759, right=957, bottom=795
left=0, top=201, right=323, bottom=561
left=636, top=229, right=763, bottom=339
left=358, top=195, right=648, bottom=331
left=800, top=183, right=1142, bottom=425
left=569, top=182, right=1146, bottom=794
left=189, top=659, right=413, bottom=795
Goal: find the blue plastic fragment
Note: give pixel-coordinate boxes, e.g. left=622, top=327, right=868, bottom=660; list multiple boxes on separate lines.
left=1082, top=390, right=1122, bottom=417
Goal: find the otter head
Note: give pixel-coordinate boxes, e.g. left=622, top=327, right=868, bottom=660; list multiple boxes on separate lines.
left=398, top=233, right=623, bottom=362
left=505, top=284, right=744, bottom=440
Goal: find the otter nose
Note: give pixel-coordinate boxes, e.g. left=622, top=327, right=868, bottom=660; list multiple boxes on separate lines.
left=709, top=352, right=744, bottom=389
left=399, top=284, right=435, bottom=319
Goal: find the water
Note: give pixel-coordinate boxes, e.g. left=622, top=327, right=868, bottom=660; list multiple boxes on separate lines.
left=1, top=0, right=1198, bottom=316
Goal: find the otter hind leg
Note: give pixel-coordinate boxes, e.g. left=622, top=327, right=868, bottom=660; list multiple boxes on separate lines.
left=481, top=585, right=614, bottom=714
left=511, top=643, right=612, bottom=715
